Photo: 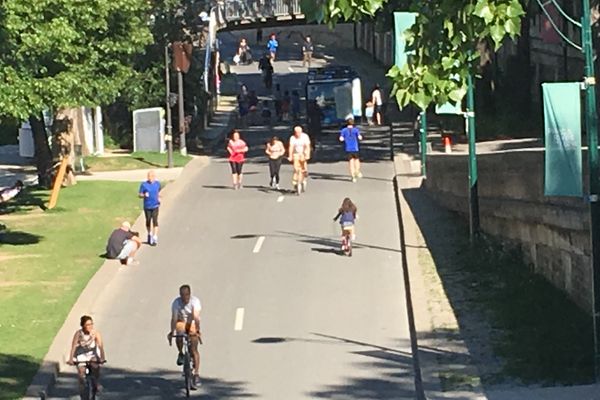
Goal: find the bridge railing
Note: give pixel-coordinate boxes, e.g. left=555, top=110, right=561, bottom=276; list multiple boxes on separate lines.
left=223, top=0, right=302, bottom=21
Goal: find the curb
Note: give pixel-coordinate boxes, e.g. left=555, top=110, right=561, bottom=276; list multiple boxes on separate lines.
left=22, top=107, right=235, bottom=400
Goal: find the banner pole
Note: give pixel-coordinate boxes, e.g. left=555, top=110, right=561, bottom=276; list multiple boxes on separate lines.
left=582, top=0, right=600, bottom=381
left=466, top=73, right=480, bottom=242
left=420, top=111, right=427, bottom=177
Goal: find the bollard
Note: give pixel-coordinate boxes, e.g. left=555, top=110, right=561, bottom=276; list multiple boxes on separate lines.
left=443, top=135, right=452, bottom=154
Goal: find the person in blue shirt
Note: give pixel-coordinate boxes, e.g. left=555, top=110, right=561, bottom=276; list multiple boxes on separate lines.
left=267, top=33, right=278, bottom=61
left=138, top=170, right=161, bottom=246
left=339, top=118, right=363, bottom=182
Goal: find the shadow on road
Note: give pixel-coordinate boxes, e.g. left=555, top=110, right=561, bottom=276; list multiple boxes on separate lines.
left=49, top=366, right=256, bottom=399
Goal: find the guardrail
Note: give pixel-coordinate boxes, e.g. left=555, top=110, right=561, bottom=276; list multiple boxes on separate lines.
left=223, top=0, right=301, bottom=21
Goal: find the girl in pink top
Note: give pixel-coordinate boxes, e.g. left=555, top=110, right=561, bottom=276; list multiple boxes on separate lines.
left=227, top=130, right=249, bottom=190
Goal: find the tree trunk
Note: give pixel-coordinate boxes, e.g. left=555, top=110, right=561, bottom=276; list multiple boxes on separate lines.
left=29, top=114, right=53, bottom=188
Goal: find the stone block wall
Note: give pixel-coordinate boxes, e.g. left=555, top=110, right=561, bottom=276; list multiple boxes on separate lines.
left=424, top=149, right=593, bottom=312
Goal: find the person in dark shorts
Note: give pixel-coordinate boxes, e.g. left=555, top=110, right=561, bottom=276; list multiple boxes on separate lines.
left=265, top=136, right=285, bottom=189
left=106, top=221, right=142, bottom=265
left=139, top=170, right=161, bottom=246
left=339, top=118, right=363, bottom=182
left=227, top=130, right=249, bottom=189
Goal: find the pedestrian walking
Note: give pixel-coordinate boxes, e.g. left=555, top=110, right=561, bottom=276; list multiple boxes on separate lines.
left=291, top=90, right=301, bottom=121
left=267, top=33, right=278, bottom=61
left=371, top=84, right=383, bottom=125
left=281, top=90, right=291, bottom=121
left=237, top=85, right=249, bottom=127
left=138, top=170, right=161, bottom=246
left=227, top=129, right=249, bottom=189
left=274, top=84, right=283, bottom=121
left=265, top=136, right=285, bottom=189
left=307, top=100, right=323, bottom=150
left=302, top=35, right=314, bottom=68
left=258, top=53, right=274, bottom=89
left=339, top=118, right=363, bottom=182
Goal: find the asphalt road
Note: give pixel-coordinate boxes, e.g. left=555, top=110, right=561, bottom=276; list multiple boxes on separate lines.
left=48, top=29, right=415, bottom=399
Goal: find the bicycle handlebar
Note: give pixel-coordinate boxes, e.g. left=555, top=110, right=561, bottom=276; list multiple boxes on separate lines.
left=73, top=360, right=106, bottom=365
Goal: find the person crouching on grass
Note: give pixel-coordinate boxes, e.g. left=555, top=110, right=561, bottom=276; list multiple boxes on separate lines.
left=139, top=170, right=161, bottom=246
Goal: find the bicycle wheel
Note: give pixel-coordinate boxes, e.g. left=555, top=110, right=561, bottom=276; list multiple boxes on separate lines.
left=82, top=376, right=93, bottom=400
left=183, top=353, right=191, bottom=397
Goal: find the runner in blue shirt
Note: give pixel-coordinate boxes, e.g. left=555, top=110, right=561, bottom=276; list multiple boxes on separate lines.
left=339, top=118, right=363, bottom=182
left=138, top=170, right=161, bottom=246
left=267, top=33, right=278, bottom=61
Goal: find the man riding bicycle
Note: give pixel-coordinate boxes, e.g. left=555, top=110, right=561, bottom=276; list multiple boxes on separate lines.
left=288, top=126, right=311, bottom=191
left=167, top=284, right=202, bottom=388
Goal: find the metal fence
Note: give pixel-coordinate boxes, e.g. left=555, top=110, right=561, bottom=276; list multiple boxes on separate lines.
left=223, top=0, right=301, bottom=21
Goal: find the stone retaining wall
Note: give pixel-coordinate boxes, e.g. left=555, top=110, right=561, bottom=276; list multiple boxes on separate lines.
left=424, top=149, right=592, bottom=311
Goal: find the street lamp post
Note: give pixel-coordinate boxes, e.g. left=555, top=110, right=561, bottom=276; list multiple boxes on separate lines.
left=164, top=44, right=174, bottom=169
left=177, top=68, right=187, bottom=156
left=582, top=0, right=600, bottom=380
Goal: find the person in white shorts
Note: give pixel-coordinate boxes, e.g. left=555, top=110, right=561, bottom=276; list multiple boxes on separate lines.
left=288, top=126, right=311, bottom=190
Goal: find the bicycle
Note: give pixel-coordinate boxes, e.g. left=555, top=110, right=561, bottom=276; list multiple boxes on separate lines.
left=74, top=360, right=106, bottom=400
left=172, top=334, right=195, bottom=397
left=341, top=227, right=353, bottom=257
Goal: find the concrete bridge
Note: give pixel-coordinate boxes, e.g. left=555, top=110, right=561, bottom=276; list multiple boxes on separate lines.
left=219, top=0, right=305, bottom=30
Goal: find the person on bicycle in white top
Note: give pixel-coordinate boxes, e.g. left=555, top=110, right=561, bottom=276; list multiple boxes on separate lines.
left=167, top=284, right=202, bottom=388
left=67, top=315, right=106, bottom=397
left=288, top=126, right=311, bottom=191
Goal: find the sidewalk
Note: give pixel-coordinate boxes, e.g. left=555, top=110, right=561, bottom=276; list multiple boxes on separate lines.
left=0, top=145, right=37, bottom=187
left=394, top=151, right=600, bottom=400
left=75, top=166, right=186, bottom=182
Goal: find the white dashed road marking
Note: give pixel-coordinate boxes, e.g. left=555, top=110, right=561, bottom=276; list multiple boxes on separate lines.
left=253, top=236, right=266, bottom=253
left=277, top=195, right=285, bottom=203
left=234, top=308, right=245, bottom=331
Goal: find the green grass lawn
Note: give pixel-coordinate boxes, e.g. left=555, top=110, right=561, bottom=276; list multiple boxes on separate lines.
left=84, top=151, right=192, bottom=172
left=0, top=182, right=140, bottom=400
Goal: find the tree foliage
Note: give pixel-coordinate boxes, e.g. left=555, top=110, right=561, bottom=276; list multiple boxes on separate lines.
left=0, top=0, right=155, bottom=120
left=301, top=0, right=525, bottom=110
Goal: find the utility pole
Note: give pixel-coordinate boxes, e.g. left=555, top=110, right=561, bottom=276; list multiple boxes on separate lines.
left=466, top=73, right=480, bottom=241
left=177, top=68, right=187, bottom=156
left=164, top=45, right=173, bottom=168
left=420, top=110, right=427, bottom=177
left=582, top=0, right=600, bottom=380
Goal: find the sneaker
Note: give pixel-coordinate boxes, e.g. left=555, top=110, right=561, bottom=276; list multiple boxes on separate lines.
left=126, top=257, right=139, bottom=266
left=275, top=183, right=280, bottom=190
left=352, top=177, right=357, bottom=183
left=152, top=236, right=158, bottom=246
left=176, top=353, right=184, bottom=366
left=192, top=375, right=201, bottom=389
left=357, top=172, right=363, bottom=178
left=119, top=258, right=127, bottom=265
left=147, top=234, right=152, bottom=244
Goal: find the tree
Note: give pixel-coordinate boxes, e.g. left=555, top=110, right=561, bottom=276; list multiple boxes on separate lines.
left=103, top=0, right=211, bottom=149
left=301, top=0, right=525, bottom=110
left=0, top=0, right=153, bottom=186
